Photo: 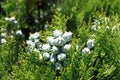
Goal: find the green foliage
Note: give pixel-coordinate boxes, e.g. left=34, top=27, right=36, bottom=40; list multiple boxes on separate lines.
left=61, top=0, right=120, bottom=32
left=0, top=0, right=120, bottom=80
left=47, top=11, right=68, bottom=32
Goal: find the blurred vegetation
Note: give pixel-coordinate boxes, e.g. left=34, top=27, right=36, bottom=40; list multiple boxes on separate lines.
left=60, top=0, right=120, bottom=32
left=0, top=0, right=120, bottom=80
